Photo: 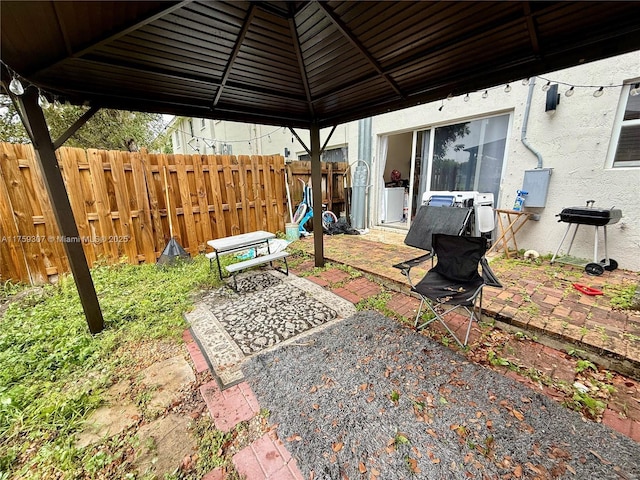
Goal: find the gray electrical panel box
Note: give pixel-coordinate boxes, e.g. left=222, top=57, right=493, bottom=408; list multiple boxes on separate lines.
left=522, top=168, right=552, bottom=207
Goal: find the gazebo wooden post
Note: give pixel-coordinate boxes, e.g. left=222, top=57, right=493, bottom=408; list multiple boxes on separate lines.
left=17, top=89, right=104, bottom=334
left=310, top=122, right=324, bottom=268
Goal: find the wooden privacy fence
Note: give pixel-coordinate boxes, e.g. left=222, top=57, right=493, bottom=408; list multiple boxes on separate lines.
left=0, top=143, right=291, bottom=284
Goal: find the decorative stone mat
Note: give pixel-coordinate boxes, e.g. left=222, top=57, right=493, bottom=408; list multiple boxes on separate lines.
left=186, top=270, right=356, bottom=388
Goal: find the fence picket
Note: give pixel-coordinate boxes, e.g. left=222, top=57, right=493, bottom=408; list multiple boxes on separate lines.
left=174, top=154, right=199, bottom=254
left=0, top=149, right=29, bottom=282
left=221, top=155, right=240, bottom=235
left=130, top=152, right=157, bottom=263
left=0, top=145, right=47, bottom=283
left=87, top=149, right=119, bottom=262
left=108, top=150, right=139, bottom=263
left=193, top=154, right=212, bottom=250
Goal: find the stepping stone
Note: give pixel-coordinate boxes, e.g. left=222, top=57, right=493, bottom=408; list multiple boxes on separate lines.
left=200, top=380, right=260, bottom=432
left=233, top=432, right=304, bottom=480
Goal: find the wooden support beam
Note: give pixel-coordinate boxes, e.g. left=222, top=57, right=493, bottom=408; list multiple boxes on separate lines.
left=17, top=89, right=104, bottom=334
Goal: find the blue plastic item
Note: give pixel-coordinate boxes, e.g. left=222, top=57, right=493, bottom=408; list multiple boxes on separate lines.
left=513, top=190, right=528, bottom=211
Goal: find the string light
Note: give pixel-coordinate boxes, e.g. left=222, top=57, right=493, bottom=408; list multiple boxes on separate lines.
left=464, top=93, right=470, bottom=102
left=482, top=90, right=489, bottom=99
left=537, top=75, right=630, bottom=98
left=630, top=83, right=640, bottom=96
left=9, top=75, right=24, bottom=95
left=522, top=78, right=530, bottom=86
left=504, top=84, right=511, bottom=93
left=37, top=90, right=50, bottom=109
left=438, top=100, right=444, bottom=111
left=446, top=93, right=453, bottom=101
left=542, top=81, right=551, bottom=92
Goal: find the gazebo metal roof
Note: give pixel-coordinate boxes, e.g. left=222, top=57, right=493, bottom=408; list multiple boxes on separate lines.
left=3, top=1, right=640, bottom=129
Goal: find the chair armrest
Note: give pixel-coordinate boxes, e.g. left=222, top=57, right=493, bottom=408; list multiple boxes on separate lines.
left=392, top=252, right=434, bottom=273
left=480, top=257, right=502, bottom=288
left=393, top=252, right=435, bottom=288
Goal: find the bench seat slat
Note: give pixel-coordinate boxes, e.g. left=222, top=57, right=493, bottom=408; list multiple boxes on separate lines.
left=225, top=251, right=289, bottom=273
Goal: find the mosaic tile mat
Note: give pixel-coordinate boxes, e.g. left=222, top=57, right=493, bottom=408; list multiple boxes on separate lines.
left=185, top=270, right=356, bottom=388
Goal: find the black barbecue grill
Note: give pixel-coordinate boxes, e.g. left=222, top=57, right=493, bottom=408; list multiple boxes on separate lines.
left=551, top=200, right=622, bottom=275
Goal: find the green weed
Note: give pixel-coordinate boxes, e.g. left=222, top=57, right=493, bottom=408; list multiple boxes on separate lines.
left=575, top=360, right=597, bottom=373
left=605, top=283, right=637, bottom=310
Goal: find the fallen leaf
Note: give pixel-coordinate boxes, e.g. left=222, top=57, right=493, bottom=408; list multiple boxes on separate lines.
left=513, top=464, right=523, bottom=477
left=408, top=457, right=421, bottom=473
left=332, top=442, right=343, bottom=452
left=589, top=449, right=611, bottom=465
left=512, top=409, right=525, bottom=421
left=312, top=403, right=320, bottom=410
left=286, top=434, right=302, bottom=442
left=309, top=385, right=318, bottom=393
left=358, top=462, right=367, bottom=473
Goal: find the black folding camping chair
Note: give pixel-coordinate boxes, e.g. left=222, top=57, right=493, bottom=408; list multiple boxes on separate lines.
left=393, top=205, right=501, bottom=347
left=410, top=234, right=501, bottom=347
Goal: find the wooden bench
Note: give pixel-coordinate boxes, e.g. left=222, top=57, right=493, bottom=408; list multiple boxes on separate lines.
left=225, top=251, right=290, bottom=290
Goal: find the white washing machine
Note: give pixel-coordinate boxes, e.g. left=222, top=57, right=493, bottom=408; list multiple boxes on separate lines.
left=383, top=187, right=405, bottom=223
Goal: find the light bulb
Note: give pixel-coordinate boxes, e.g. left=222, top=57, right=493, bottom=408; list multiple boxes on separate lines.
left=565, top=86, right=575, bottom=97
left=593, top=87, right=604, bottom=97
left=522, top=78, right=529, bottom=86
left=38, top=91, right=50, bottom=109
left=9, top=76, right=24, bottom=95
left=438, top=103, right=444, bottom=111
left=482, top=90, right=488, bottom=99
left=630, top=84, right=640, bottom=96
left=504, top=84, right=511, bottom=93
left=542, top=81, right=551, bottom=92
left=464, top=93, right=470, bottom=102
left=446, top=93, right=453, bottom=101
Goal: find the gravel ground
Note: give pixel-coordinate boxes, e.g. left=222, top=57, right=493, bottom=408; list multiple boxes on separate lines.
left=244, top=311, right=640, bottom=480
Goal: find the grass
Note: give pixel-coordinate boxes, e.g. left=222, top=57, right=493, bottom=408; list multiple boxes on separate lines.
left=0, top=256, right=222, bottom=478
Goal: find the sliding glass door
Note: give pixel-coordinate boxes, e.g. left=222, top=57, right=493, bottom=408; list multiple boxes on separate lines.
left=411, top=113, right=509, bottom=215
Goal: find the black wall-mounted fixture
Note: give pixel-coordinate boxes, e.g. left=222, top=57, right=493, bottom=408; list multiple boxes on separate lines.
left=545, top=84, right=560, bottom=111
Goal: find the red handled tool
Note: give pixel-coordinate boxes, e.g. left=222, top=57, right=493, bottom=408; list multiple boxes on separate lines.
left=572, top=283, right=603, bottom=296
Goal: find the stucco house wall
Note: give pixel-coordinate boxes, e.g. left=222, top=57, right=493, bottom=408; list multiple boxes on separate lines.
left=169, top=118, right=350, bottom=161
left=368, top=52, right=640, bottom=271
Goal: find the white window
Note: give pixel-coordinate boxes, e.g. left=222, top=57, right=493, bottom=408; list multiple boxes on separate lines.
left=608, top=83, right=640, bottom=168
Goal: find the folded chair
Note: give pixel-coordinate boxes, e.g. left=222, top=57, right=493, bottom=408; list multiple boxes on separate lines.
left=392, top=205, right=473, bottom=273
left=409, top=234, right=501, bottom=347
